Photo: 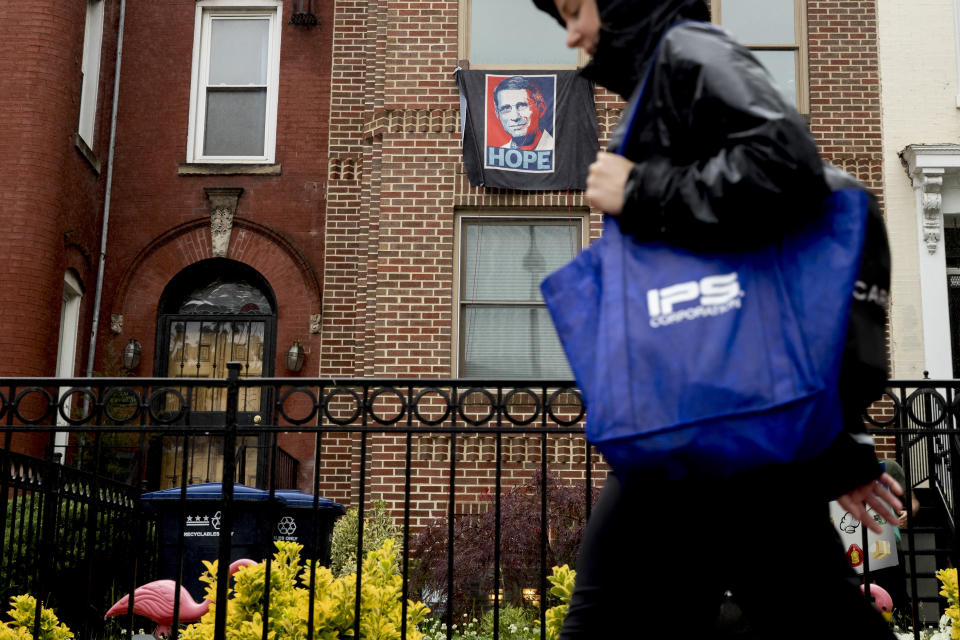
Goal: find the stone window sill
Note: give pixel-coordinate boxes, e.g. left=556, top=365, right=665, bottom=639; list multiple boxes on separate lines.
left=74, top=134, right=101, bottom=175
left=177, top=163, right=282, bottom=176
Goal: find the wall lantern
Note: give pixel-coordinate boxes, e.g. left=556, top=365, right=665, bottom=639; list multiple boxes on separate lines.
left=286, top=339, right=306, bottom=373
left=122, top=338, right=142, bottom=371
left=290, top=0, right=320, bottom=26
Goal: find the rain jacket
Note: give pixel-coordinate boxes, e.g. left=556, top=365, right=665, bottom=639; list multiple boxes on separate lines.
left=535, top=0, right=888, bottom=498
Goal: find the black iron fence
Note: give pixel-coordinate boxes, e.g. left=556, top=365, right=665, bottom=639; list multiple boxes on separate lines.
left=1, top=371, right=959, bottom=639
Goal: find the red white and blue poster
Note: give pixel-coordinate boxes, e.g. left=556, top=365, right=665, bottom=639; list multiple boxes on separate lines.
left=456, top=69, right=596, bottom=190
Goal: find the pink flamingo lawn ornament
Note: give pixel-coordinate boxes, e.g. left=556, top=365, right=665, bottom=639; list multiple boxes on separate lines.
left=860, top=583, right=894, bottom=621
left=104, top=558, right=258, bottom=637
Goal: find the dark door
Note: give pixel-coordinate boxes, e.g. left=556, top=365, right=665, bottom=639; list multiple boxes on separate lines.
left=151, top=259, right=277, bottom=489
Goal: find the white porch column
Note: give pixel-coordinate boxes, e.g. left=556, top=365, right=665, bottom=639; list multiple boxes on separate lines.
left=903, top=145, right=960, bottom=378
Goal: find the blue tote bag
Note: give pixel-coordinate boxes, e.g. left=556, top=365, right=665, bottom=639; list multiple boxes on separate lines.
left=541, top=20, right=870, bottom=481
left=541, top=187, right=869, bottom=481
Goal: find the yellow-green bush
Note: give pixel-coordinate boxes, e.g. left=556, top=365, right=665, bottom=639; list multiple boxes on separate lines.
left=0, top=595, right=72, bottom=640
left=180, top=539, right=429, bottom=640
left=544, top=565, right=575, bottom=640
left=938, top=567, right=960, bottom=640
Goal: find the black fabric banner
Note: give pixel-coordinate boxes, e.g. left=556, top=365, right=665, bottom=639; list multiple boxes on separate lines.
left=456, top=69, right=597, bottom=190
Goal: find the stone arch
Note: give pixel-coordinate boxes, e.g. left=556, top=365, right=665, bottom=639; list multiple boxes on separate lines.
left=109, top=218, right=321, bottom=376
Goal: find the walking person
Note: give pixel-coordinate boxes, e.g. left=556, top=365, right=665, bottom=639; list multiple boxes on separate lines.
left=532, top=0, right=903, bottom=637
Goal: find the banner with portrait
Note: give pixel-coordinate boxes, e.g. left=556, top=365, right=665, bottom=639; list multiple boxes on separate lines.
left=455, top=69, right=597, bottom=190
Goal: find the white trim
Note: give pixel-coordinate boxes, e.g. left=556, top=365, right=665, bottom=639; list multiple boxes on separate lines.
left=186, top=0, right=282, bottom=164
left=55, top=272, right=84, bottom=462
left=954, top=0, right=960, bottom=108
left=903, top=145, right=960, bottom=377
left=78, top=0, right=105, bottom=146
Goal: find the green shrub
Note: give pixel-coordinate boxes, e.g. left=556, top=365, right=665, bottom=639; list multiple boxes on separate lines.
left=179, top=539, right=429, bottom=640
left=0, top=595, right=73, bottom=640
left=329, top=499, right=400, bottom=578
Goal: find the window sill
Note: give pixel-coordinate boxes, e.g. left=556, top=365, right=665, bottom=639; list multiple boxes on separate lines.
left=177, top=163, right=282, bottom=176
left=74, top=134, right=101, bottom=175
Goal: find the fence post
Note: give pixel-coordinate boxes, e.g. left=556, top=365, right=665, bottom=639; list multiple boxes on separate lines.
left=213, top=362, right=241, bottom=640
left=33, top=442, right=61, bottom=640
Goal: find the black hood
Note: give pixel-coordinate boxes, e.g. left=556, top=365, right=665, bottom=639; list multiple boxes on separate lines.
left=532, top=0, right=710, bottom=99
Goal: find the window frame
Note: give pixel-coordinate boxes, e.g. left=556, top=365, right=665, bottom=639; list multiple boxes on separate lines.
left=78, top=0, right=104, bottom=146
left=710, top=0, right=809, bottom=114
left=55, top=271, right=84, bottom=462
left=186, top=0, right=283, bottom=164
left=457, top=0, right=588, bottom=69
left=454, top=211, right=587, bottom=379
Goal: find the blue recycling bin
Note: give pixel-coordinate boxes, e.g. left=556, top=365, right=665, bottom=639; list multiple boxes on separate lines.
left=141, top=483, right=344, bottom=599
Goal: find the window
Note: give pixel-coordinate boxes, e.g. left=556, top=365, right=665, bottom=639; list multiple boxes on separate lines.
left=55, top=272, right=84, bottom=462
left=458, top=0, right=584, bottom=68
left=457, top=215, right=583, bottom=378
left=711, top=0, right=808, bottom=112
left=78, top=0, right=104, bottom=146
left=187, top=0, right=282, bottom=163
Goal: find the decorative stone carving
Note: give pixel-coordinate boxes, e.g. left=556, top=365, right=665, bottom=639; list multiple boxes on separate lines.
left=913, top=168, right=945, bottom=255
left=203, top=187, right=244, bottom=258
left=110, top=314, right=123, bottom=334
left=310, top=314, right=322, bottom=334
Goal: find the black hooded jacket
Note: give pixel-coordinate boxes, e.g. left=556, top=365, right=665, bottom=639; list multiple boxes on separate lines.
left=535, top=0, right=887, bottom=497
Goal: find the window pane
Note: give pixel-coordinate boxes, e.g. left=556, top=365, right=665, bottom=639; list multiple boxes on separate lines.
left=209, top=18, right=269, bottom=85
left=179, top=278, right=273, bottom=314
left=78, top=0, right=104, bottom=144
left=722, top=0, right=795, bottom=45
left=165, top=320, right=266, bottom=407
left=462, top=222, right=580, bottom=301
left=752, top=50, right=797, bottom=107
left=470, top=0, right=577, bottom=66
left=461, top=305, right=572, bottom=379
left=203, top=88, right=267, bottom=156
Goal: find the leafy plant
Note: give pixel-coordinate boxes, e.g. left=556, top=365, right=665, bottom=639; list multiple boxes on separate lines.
left=330, top=499, right=401, bottom=578
left=410, top=471, right=596, bottom=617
left=0, top=595, right=73, bottom=640
left=419, top=563, right=573, bottom=640
left=179, top=539, right=430, bottom=640
left=937, top=568, right=960, bottom=639
left=544, top=565, right=575, bottom=640
left=482, top=605, right=539, bottom=640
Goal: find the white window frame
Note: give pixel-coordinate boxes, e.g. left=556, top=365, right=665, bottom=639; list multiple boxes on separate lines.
left=710, top=0, right=809, bottom=114
left=55, top=272, right=84, bottom=463
left=186, top=0, right=282, bottom=164
left=454, top=212, right=586, bottom=379
left=457, top=0, right=588, bottom=69
left=78, top=0, right=105, bottom=146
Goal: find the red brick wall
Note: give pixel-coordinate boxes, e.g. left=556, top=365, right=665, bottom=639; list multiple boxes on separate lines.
left=0, top=0, right=122, bottom=455
left=101, top=1, right=334, bottom=383
left=318, top=0, right=887, bottom=520
left=808, top=0, right=883, bottom=193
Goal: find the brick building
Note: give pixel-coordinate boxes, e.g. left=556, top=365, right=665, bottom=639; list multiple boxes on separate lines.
left=0, top=0, right=335, bottom=482
left=0, top=0, right=123, bottom=458
left=306, top=0, right=887, bottom=518
left=877, top=0, right=960, bottom=380
left=1, top=0, right=885, bottom=512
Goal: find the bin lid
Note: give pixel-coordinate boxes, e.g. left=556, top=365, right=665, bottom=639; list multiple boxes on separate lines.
left=274, top=490, right=345, bottom=514
left=141, top=483, right=271, bottom=502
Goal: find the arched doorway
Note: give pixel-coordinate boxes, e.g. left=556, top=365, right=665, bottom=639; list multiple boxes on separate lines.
left=149, top=259, right=277, bottom=489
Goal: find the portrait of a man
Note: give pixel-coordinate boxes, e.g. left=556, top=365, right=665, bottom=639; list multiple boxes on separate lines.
left=484, top=74, right=556, bottom=173
left=494, top=76, right=554, bottom=151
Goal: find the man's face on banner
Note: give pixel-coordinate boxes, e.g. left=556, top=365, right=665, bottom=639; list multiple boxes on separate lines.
left=495, top=89, right=543, bottom=139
